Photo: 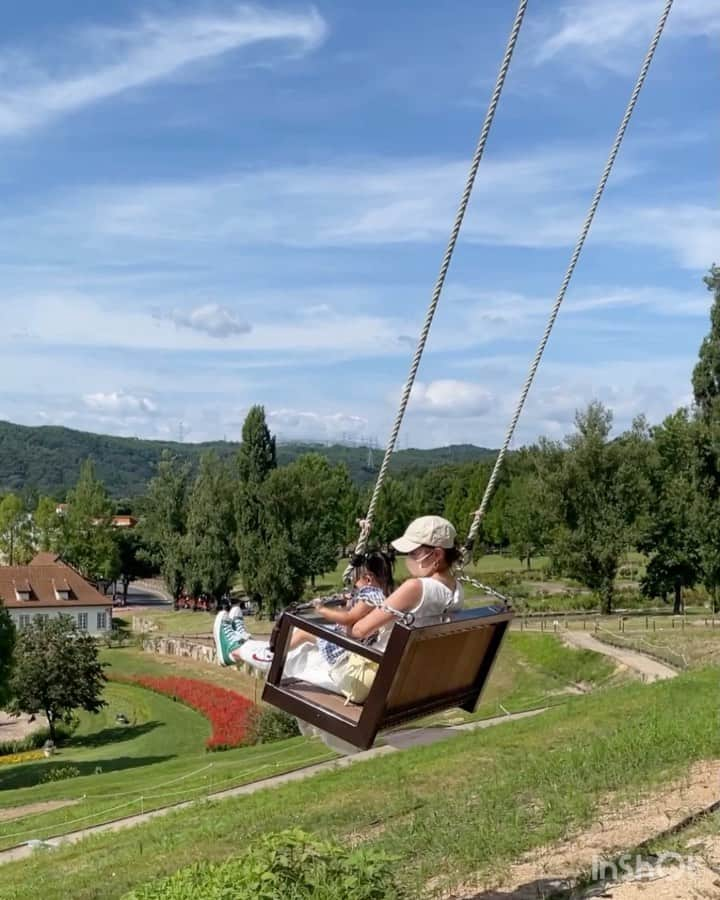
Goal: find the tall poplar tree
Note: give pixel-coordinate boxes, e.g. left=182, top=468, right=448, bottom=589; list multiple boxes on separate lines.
left=236, top=406, right=276, bottom=609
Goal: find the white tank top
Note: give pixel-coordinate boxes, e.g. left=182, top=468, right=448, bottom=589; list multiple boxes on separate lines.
left=374, top=576, right=464, bottom=650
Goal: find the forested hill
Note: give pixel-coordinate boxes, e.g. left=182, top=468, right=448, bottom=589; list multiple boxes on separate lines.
left=0, top=420, right=496, bottom=498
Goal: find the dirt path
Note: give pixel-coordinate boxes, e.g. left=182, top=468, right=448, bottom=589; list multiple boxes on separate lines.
left=0, top=712, right=48, bottom=744
left=0, top=801, right=79, bottom=824
left=445, top=759, right=720, bottom=899
left=562, top=631, right=677, bottom=682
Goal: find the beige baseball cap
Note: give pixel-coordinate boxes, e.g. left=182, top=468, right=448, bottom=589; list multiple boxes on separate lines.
left=391, top=515, right=457, bottom=553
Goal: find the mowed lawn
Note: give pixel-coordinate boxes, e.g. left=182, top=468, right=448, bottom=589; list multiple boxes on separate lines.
left=0, top=674, right=334, bottom=851
left=1, top=667, right=718, bottom=899
left=0, top=631, right=623, bottom=852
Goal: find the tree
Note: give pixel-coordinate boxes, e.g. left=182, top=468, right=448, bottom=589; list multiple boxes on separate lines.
left=549, top=403, right=631, bottom=614
left=9, top=616, right=106, bottom=742
left=692, top=265, right=720, bottom=420
left=116, top=528, right=154, bottom=605
left=0, top=601, right=16, bottom=707
left=59, top=460, right=120, bottom=586
left=267, top=455, right=351, bottom=589
left=504, top=474, right=553, bottom=569
left=367, top=477, right=415, bottom=549
left=236, top=407, right=277, bottom=608
left=184, top=453, right=238, bottom=606
left=34, top=495, right=61, bottom=552
left=0, top=493, right=34, bottom=565
left=141, top=451, right=190, bottom=605
left=638, top=411, right=699, bottom=613
left=690, top=416, right=720, bottom=613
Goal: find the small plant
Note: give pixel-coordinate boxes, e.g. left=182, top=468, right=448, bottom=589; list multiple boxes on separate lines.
left=38, top=765, right=81, bottom=784
left=247, top=706, right=301, bottom=744
left=124, top=828, right=405, bottom=899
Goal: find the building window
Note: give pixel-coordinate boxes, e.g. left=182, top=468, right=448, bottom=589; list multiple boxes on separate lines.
left=97, top=611, right=107, bottom=631
left=34, top=613, right=49, bottom=623
left=19, top=614, right=31, bottom=628
left=77, top=612, right=88, bottom=631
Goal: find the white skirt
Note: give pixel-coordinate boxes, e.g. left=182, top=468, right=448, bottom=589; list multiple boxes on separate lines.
left=237, top=639, right=337, bottom=693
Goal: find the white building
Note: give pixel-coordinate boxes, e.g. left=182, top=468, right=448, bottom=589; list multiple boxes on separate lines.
left=0, top=552, right=112, bottom=636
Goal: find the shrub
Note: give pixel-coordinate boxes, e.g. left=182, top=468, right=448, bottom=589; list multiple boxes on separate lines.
left=124, top=828, right=405, bottom=900
left=247, top=707, right=300, bottom=744
left=39, top=765, right=81, bottom=783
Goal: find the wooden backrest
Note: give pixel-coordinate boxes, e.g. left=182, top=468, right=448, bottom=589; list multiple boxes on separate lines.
left=368, top=605, right=513, bottom=732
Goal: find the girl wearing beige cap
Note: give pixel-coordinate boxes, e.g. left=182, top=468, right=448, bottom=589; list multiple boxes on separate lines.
left=352, top=515, right=464, bottom=648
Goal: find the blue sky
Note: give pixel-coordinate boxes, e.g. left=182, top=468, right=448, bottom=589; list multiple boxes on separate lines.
left=0, top=1, right=717, bottom=448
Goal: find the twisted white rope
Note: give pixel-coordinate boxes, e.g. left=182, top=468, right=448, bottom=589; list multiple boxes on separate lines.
left=462, top=0, right=675, bottom=561
left=354, top=0, right=529, bottom=557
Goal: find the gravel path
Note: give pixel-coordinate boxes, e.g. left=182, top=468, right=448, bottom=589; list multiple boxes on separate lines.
left=562, top=631, right=678, bottom=682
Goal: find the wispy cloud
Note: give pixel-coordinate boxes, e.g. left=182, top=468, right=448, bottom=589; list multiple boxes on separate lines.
left=8, top=136, right=711, bottom=268
left=0, top=5, right=327, bottom=136
left=156, top=303, right=252, bottom=338
left=17, top=144, right=635, bottom=251
left=534, top=0, right=720, bottom=69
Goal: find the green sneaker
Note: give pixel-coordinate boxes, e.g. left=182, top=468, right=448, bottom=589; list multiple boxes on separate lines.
left=213, top=612, right=244, bottom=666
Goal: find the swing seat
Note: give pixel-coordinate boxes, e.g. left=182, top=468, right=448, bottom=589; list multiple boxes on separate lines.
left=262, top=603, right=513, bottom=750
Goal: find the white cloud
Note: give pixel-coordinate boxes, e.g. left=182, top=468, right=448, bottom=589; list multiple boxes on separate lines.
left=83, top=390, right=158, bottom=415
left=159, top=303, right=251, bottom=338
left=593, top=204, right=720, bottom=270
left=409, top=380, right=494, bottom=418
left=0, top=5, right=327, bottom=136
left=0, top=290, right=412, bottom=358
left=535, top=0, right=720, bottom=69
left=267, top=408, right=369, bottom=442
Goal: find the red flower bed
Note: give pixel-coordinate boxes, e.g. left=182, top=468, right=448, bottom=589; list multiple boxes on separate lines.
left=110, top=674, right=256, bottom=750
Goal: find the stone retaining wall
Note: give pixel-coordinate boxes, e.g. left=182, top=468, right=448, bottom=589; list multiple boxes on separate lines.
left=142, top=635, right=217, bottom=666
left=141, top=636, right=264, bottom=679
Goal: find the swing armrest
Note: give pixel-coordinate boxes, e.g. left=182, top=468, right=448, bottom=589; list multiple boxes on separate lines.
left=280, top=611, right=385, bottom=663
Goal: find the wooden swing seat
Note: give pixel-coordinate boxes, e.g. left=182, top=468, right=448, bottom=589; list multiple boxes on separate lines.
left=262, top=603, right=513, bottom=750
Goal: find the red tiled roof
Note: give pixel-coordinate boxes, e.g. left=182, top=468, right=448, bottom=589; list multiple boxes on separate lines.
left=0, top=560, right=110, bottom=609
left=29, top=552, right=61, bottom=567
left=111, top=515, right=138, bottom=528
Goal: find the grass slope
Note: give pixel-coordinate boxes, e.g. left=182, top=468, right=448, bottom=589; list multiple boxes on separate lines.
left=0, top=677, right=333, bottom=852
left=2, top=667, right=718, bottom=899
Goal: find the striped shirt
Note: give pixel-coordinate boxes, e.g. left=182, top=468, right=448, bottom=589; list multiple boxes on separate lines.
left=317, top=585, right=384, bottom=666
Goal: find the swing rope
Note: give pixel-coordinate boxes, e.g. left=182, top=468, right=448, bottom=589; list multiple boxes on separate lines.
left=353, top=0, right=529, bottom=560
left=461, top=0, right=675, bottom=564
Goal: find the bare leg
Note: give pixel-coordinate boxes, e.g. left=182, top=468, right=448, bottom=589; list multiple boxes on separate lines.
left=288, top=628, right=316, bottom=650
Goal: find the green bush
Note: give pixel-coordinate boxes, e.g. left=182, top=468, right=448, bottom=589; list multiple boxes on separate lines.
left=38, top=765, right=81, bottom=783
left=248, top=706, right=301, bottom=744
left=124, top=828, right=404, bottom=900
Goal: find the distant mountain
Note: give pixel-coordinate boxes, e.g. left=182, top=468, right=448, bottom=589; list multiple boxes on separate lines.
left=0, top=420, right=497, bottom=498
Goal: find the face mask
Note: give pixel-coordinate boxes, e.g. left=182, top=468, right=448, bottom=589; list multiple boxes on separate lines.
left=409, top=550, right=434, bottom=568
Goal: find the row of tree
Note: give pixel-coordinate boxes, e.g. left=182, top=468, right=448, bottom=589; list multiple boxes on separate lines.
left=1, top=267, right=718, bottom=616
